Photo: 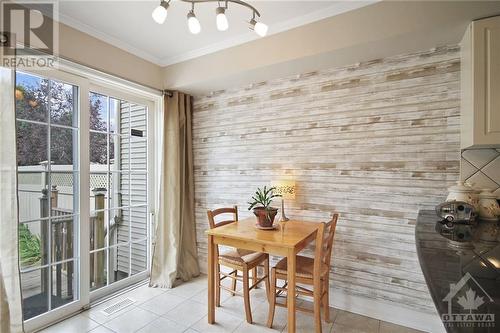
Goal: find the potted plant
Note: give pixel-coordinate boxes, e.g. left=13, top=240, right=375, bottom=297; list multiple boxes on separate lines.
left=248, top=186, right=281, bottom=228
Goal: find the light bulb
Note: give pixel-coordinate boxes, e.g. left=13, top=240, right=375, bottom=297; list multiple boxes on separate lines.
left=254, top=21, right=268, bottom=37
left=249, top=18, right=268, bottom=37
left=152, top=1, right=168, bottom=24
left=216, top=7, right=228, bottom=31
left=187, top=11, right=201, bottom=34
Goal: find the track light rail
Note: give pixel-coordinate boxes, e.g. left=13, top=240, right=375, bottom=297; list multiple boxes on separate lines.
left=179, top=0, right=261, bottom=17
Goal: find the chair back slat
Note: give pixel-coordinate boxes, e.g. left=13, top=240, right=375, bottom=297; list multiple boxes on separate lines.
left=322, top=213, right=338, bottom=267
left=207, top=205, right=238, bottom=229
left=313, top=222, right=326, bottom=279
left=207, top=205, right=239, bottom=258
left=313, top=213, right=339, bottom=281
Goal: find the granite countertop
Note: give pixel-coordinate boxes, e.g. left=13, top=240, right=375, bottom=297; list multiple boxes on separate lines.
left=415, top=210, right=500, bottom=333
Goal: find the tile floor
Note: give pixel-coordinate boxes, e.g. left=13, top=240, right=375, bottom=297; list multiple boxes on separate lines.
left=39, top=275, right=425, bottom=333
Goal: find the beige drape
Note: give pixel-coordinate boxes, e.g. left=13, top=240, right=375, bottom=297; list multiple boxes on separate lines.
left=0, top=67, right=24, bottom=332
left=150, top=92, right=200, bottom=288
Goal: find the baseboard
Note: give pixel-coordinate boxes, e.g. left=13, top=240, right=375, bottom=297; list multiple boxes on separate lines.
left=329, top=287, right=446, bottom=333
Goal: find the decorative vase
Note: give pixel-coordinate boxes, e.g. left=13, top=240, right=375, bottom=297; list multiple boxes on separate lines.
left=446, top=181, right=478, bottom=208
left=253, top=207, right=278, bottom=228
left=477, top=189, right=500, bottom=219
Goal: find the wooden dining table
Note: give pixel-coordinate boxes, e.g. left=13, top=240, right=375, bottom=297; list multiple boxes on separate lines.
left=206, top=217, right=320, bottom=333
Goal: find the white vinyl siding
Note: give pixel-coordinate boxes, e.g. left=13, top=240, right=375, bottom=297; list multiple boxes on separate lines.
left=117, top=102, right=148, bottom=275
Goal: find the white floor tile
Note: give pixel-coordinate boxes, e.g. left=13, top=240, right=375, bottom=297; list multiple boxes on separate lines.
left=163, top=299, right=207, bottom=327
left=122, top=284, right=167, bottom=305
left=299, top=299, right=339, bottom=323
left=81, top=297, right=137, bottom=324
left=190, top=286, right=231, bottom=306
left=281, top=309, right=334, bottom=333
left=40, top=314, right=99, bottom=333
left=88, top=326, right=115, bottom=333
left=169, top=277, right=208, bottom=299
left=249, top=286, right=270, bottom=303
left=234, top=305, right=286, bottom=333
left=191, top=310, right=243, bottom=333
left=103, top=307, right=158, bottom=333
left=139, top=291, right=187, bottom=316
left=136, top=317, right=188, bottom=333
left=218, top=292, right=266, bottom=319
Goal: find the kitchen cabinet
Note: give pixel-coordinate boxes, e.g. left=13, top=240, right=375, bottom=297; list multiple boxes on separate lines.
left=461, top=16, right=500, bottom=148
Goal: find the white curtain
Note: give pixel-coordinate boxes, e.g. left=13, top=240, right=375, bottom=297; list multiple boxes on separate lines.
left=150, top=92, right=200, bottom=288
left=0, top=67, right=24, bottom=332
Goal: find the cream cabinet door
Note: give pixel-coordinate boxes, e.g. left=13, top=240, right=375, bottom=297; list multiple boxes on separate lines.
left=461, top=16, right=500, bottom=148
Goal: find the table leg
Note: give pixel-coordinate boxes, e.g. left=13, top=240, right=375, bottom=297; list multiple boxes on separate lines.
left=287, top=248, right=296, bottom=333
left=208, top=235, right=215, bottom=324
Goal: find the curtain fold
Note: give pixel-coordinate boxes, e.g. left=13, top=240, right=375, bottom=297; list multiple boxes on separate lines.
left=150, top=92, right=200, bottom=288
left=0, top=67, right=24, bottom=332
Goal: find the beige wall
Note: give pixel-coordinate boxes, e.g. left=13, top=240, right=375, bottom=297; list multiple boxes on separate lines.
left=192, top=46, right=461, bottom=331
left=58, top=22, right=163, bottom=89
left=7, top=12, right=163, bottom=89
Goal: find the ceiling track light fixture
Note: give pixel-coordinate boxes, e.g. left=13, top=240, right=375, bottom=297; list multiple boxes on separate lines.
left=187, top=3, right=201, bottom=34
left=152, top=0, right=170, bottom=24
left=215, top=6, right=228, bottom=31
left=152, top=0, right=268, bottom=37
left=249, top=11, right=268, bottom=37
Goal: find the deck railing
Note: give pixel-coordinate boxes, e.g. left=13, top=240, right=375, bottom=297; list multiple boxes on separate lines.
left=39, top=187, right=115, bottom=298
left=39, top=187, right=75, bottom=299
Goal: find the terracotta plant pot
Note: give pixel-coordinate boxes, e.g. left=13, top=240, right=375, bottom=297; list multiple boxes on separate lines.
left=253, top=207, right=278, bottom=228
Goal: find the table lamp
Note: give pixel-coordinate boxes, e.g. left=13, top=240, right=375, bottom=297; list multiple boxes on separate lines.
left=273, top=180, right=296, bottom=222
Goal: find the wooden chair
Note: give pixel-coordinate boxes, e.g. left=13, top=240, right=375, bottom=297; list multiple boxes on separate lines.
left=207, top=206, right=270, bottom=324
left=267, top=213, right=338, bottom=333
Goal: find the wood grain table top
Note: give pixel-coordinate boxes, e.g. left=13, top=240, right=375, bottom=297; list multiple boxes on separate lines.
left=206, top=217, right=319, bottom=249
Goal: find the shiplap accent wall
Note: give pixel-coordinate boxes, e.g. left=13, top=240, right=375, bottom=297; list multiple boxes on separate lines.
left=192, top=46, right=461, bottom=330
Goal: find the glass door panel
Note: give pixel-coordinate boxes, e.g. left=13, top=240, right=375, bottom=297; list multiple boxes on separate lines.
left=88, top=91, right=149, bottom=294
left=15, top=71, right=80, bottom=321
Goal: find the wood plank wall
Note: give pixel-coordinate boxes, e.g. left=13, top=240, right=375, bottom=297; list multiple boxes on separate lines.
left=192, top=46, right=461, bottom=314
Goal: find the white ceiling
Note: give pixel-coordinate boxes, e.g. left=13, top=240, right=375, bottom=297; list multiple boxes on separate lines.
left=57, top=0, right=376, bottom=66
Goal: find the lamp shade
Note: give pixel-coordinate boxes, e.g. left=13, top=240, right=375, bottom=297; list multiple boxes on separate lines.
left=273, top=180, right=296, bottom=200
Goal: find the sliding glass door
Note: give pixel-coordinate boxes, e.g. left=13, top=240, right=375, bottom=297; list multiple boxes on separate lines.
left=15, top=69, right=154, bottom=331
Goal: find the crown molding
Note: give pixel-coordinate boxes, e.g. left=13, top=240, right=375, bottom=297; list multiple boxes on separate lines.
left=57, top=1, right=378, bottom=67
left=57, top=12, right=164, bottom=65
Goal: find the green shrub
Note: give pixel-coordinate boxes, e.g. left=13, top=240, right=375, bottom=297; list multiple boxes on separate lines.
left=19, top=224, right=42, bottom=266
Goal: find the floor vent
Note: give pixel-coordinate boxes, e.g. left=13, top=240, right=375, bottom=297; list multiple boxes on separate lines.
left=101, top=298, right=135, bottom=316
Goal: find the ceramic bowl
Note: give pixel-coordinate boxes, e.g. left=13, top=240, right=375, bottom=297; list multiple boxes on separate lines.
left=446, top=181, right=478, bottom=208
